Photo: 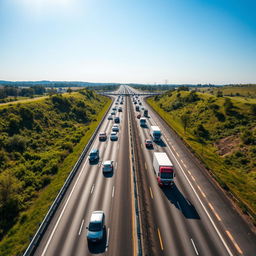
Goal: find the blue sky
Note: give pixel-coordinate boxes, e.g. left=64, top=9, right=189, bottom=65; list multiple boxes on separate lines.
left=0, top=0, right=256, bottom=84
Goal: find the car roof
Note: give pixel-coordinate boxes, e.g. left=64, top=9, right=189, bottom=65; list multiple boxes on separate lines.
left=111, top=132, right=117, bottom=135
left=103, top=160, right=113, bottom=165
left=90, top=211, right=104, bottom=222
left=91, top=149, right=98, bottom=153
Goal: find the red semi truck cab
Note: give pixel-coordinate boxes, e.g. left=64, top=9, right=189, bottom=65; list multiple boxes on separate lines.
left=153, top=152, right=174, bottom=186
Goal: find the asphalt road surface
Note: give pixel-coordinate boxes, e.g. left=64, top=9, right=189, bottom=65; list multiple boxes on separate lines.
left=33, top=85, right=256, bottom=256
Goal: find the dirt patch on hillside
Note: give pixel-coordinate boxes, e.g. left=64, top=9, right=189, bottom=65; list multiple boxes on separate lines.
left=215, top=135, right=241, bottom=156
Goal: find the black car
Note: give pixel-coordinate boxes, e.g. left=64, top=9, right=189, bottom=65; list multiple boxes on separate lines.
left=89, top=149, right=99, bottom=163
left=114, top=117, right=120, bottom=123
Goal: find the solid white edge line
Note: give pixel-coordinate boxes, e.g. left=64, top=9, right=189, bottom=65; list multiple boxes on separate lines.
left=144, top=99, right=234, bottom=256
left=78, top=219, right=84, bottom=236
left=41, top=158, right=89, bottom=256
left=163, top=135, right=234, bottom=256
left=191, top=238, right=199, bottom=255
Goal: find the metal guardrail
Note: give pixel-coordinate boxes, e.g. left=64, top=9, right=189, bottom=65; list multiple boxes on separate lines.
left=23, top=98, right=113, bottom=256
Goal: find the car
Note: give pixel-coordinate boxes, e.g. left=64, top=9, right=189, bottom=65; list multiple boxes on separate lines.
left=108, top=115, right=113, bottom=120
left=112, top=124, right=119, bottom=132
left=115, top=102, right=118, bottom=105
left=102, top=160, right=113, bottom=173
left=118, top=107, right=122, bottom=112
left=113, top=107, right=117, bottom=111
left=89, top=149, right=99, bottom=163
left=120, top=101, right=123, bottom=104
left=87, top=211, right=105, bottom=242
left=139, top=102, right=142, bottom=105
left=111, top=111, right=115, bottom=115
left=110, top=132, right=118, bottom=141
left=145, top=139, right=153, bottom=148
left=141, top=106, right=144, bottom=110
left=137, top=114, right=141, bottom=119
left=99, top=132, right=107, bottom=141
left=114, top=116, right=120, bottom=123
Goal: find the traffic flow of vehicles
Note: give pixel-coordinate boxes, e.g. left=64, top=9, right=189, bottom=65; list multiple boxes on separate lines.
left=153, top=152, right=174, bottom=186
left=150, top=125, right=162, bottom=142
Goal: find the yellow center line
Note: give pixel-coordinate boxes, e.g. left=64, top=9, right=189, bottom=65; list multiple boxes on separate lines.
left=208, top=203, right=221, bottom=221
left=188, top=170, right=191, bottom=175
left=197, top=185, right=206, bottom=198
left=226, top=230, right=243, bottom=255
left=149, top=187, right=153, bottom=199
left=157, top=228, right=164, bottom=251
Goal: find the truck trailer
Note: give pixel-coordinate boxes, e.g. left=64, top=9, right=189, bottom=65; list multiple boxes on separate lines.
left=153, top=152, right=174, bottom=186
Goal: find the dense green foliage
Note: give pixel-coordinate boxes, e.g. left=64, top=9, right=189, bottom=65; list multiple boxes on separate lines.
left=147, top=90, right=256, bottom=218
left=0, top=86, right=46, bottom=103
left=0, top=89, right=109, bottom=245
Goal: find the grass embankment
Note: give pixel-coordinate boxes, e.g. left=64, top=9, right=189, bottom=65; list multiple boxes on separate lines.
left=0, top=90, right=111, bottom=255
left=198, top=85, right=256, bottom=98
left=147, top=89, right=256, bottom=221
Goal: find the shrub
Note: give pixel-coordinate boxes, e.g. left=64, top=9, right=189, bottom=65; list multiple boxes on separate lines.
left=5, top=135, right=27, bottom=153
left=241, top=130, right=255, bottom=145
left=194, top=124, right=209, bottom=139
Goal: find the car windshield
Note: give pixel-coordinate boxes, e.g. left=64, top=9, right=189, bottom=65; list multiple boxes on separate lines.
left=161, top=172, right=173, bottom=179
left=89, top=222, right=102, bottom=232
left=146, top=140, right=152, bottom=143
left=90, top=152, right=97, bottom=157
left=104, top=164, right=111, bottom=168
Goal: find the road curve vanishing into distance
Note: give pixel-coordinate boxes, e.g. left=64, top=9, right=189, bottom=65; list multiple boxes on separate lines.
left=32, top=85, right=256, bottom=256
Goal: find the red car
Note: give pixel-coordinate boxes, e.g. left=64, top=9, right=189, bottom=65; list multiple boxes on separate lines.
left=137, top=114, right=141, bottom=119
left=145, top=139, right=153, bottom=148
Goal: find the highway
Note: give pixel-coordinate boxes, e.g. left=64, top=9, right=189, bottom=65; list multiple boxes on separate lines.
left=34, top=86, right=135, bottom=256
left=126, top=85, right=256, bottom=256
left=32, top=85, right=256, bottom=256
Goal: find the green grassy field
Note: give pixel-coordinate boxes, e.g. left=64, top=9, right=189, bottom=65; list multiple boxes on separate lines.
left=0, top=90, right=111, bottom=255
left=147, top=90, right=256, bottom=221
left=198, top=85, right=256, bottom=98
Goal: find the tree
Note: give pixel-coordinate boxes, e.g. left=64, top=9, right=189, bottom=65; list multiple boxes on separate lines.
left=181, top=114, right=190, bottom=134
left=67, top=87, right=72, bottom=94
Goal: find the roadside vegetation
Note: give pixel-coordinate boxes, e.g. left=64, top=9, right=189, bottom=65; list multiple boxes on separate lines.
left=0, top=89, right=111, bottom=255
left=147, top=86, right=256, bottom=221
left=197, top=84, right=256, bottom=98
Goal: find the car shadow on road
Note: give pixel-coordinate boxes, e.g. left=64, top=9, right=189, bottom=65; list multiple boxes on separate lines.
left=87, top=228, right=107, bottom=254
left=103, top=171, right=114, bottom=178
left=162, top=185, right=200, bottom=219
left=155, top=139, right=166, bottom=147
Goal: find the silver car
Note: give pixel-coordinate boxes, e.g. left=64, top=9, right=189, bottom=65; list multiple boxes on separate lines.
left=87, top=211, right=105, bottom=242
left=110, top=132, right=118, bottom=141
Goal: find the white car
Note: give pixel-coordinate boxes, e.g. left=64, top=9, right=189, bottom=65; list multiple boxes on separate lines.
left=110, top=132, right=118, bottom=141
left=102, top=160, right=113, bottom=173
left=108, top=115, right=113, bottom=120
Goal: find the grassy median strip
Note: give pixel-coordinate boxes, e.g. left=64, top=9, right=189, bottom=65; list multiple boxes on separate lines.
left=147, top=90, right=256, bottom=222
left=0, top=91, right=111, bottom=256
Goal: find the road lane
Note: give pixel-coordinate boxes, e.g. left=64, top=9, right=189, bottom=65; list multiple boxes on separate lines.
left=34, top=91, right=134, bottom=256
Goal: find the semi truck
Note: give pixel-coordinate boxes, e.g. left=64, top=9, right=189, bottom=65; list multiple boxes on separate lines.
left=150, top=126, right=161, bottom=142
left=153, top=152, right=174, bottom=186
